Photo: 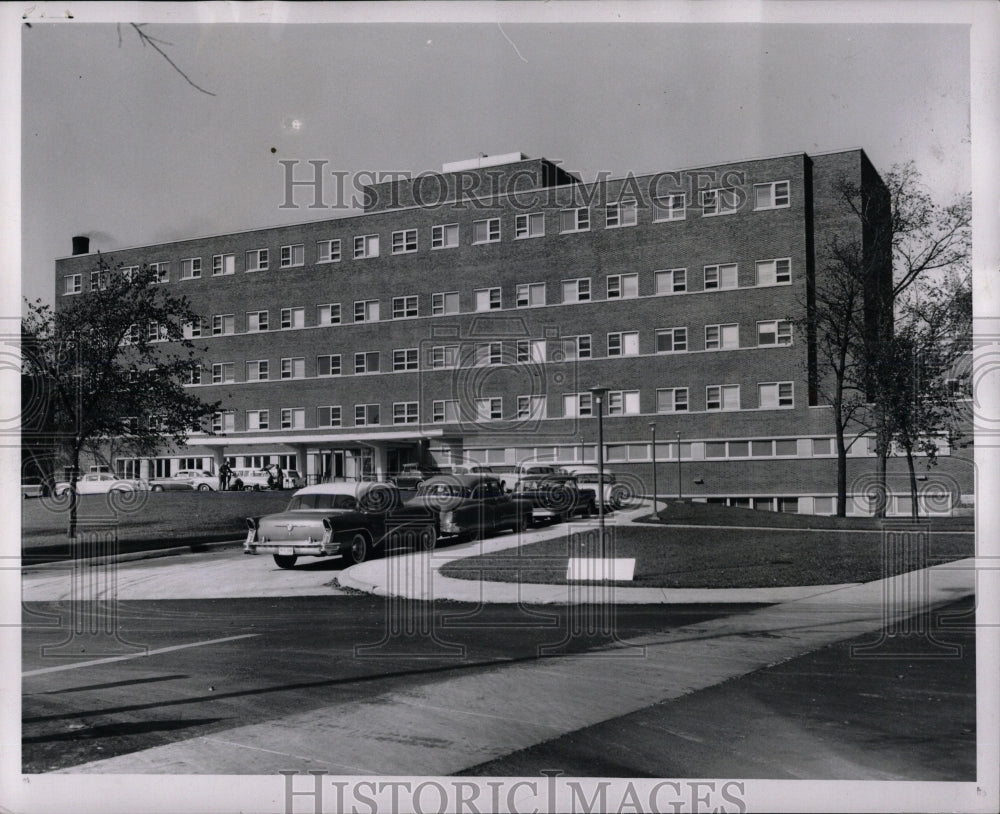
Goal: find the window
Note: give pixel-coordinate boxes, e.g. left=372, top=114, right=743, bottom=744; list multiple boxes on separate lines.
left=354, top=300, right=380, bottom=323
left=355, top=404, right=380, bottom=426
left=559, top=207, right=589, bottom=233
left=280, top=244, right=304, bottom=268
left=605, top=200, right=637, bottom=228
left=515, top=213, right=544, bottom=239
left=317, top=406, right=342, bottom=428
left=756, top=258, right=792, bottom=286
left=212, top=314, right=235, bottom=335
left=607, top=273, right=638, bottom=299
left=122, top=323, right=141, bottom=345
left=355, top=352, right=380, bottom=374
left=392, top=296, right=418, bottom=319
left=147, top=321, right=167, bottom=342
left=706, top=384, right=741, bottom=411
left=393, top=348, right=418, bottom=371
left=318, top=303, right=341, bottom=325
left=475, top=398, right=502, bottom=422
left=775, top=438, right=798, bottom=455
left=212, top=411, right=235, bottom=432
left=655, top=327, right=687, bottom=353
left=247, top=410, right=269, bottom=431
left=212, top=254, right=235, bottom=276
left=354, top=234, right=380, bottom=259
left=180, top=258, right=202, bottom=279
left=705, top=324, right=739, bottom=350
left=607, top=331, right=639, bottom=357
left=757, top=320, right=793, bottom=346
left=432, top=291, right=460, bottom=315
left=432, top=400, right=459, bottom=423
left=754, top=181, right=791, bottom=210
left=89, top=270, right=107, bottom=290
left=759, top=382, right=794, bottom=409
left=247, top=311, right=269, bottom=332
left=654, top=268, right=687, bottom=295
left=812, top=438, right=834, bottom=456
left=119, top=265, right=140, bottom=282
left=656, top=388, right=688, bottom=413
left=391, top=229, right=418, bottom=255
left=246, top=360, right=269, bottom=381
left=64, top=274, right=81, bottom=295
left=607, top=390, right=640, bottom=415
left=475, top=288, right=502, bottom=311
left=185, top=365, right=202, bottom=386
left=281, top=408, right=305, bottom=430
left=701, top=188, right=738, bottom=216
left=516, top=340, right=546, bottom=364
left=183, top=318, right=206, bottom=339
left=516, top=283, right=546, bottom=308
left=704, top=263, right=738, bottom=290
left=652, top=193, right=686, bottom=222
left=431, top=224, right=459, bottom=249
left=562, top=278, right=591, bottom=303
left=280, top=357, right=305, bottom=379
left=246, top=249, right=269, bottom=272
left=562, top=335, right=592, bottom=360
left=317, top=239, right=341, bottom=263
left=150, top=262, right=169, bottom=283
left=280, top=307, right=305, bottom=330
left=317, top=355, right=342, bottom=377
left=475, top=342, right=503, bottom=366
left=212, top=363, right=234, bottom=384
left=430, top=345, right=459, bottom=369
left=472, top=218, right=501, bottom=244
left=393, top=402, right=419, bottom=424
left=563, top=393, right=593, bottom=418
left=517, top=395, right=546, bottom=420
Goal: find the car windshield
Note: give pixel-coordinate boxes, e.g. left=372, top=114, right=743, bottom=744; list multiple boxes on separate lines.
left=419, top=483, right=471, bottom=498
left=286, top=494, right=358, bottom=510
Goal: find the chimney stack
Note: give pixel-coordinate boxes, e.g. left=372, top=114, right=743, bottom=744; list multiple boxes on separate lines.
left=72, top=236, right=90, bottom=256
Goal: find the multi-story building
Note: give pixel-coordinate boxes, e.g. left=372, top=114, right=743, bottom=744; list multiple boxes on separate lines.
left=53, top=148, right=974, bottom=515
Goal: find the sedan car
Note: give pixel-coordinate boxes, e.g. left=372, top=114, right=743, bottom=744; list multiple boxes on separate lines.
left=244, top=481, right=402, bottom=568
left=230, top=468, right=275, bottom=491
left=512, top=474, right=597, bottom=524
left=564, top=465, right=631, bottom=510
left=53, top=473, right=150, bottom=495
left=21, top=476, right=50, bottom=499
left=385, top=474, right=532, bottom=549
left=390, top=462, right=445, bottom=489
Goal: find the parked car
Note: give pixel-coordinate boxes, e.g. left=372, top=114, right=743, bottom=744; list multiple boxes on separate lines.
left=564, top=465, right=630, bottom=510
left=509, top=461, right=569, bottom=493
left=390, top=462, right=445, bottom=489
left=21, top=476, right=50, bottom=499
left=386, top=474, right=532, bottom=549
left=244, top=481, right=402, bottom=568
left=53, top=473, right=150, bottom=496
left=149, top=475, right=195, bottom=492
left=512, top=473, right=597, bottom=524
left=229, top=468, right=276, bottom=491
left=441, top=463, right=508, bottom=491
left=149, top=469, right=218, bottom=492
left=282, top=469, right=306, bottom=489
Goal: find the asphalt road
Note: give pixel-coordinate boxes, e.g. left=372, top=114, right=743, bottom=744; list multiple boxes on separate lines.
left=22, top=593, right=752, bottom=773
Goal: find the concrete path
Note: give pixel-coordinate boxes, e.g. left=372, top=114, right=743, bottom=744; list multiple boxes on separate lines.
left=57, top=556, right=975, bottom=775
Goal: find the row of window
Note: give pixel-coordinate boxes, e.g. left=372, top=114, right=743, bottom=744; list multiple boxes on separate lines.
left=61, top=182, right=792, bottom=294
left=210, top=381, right=797, bottom=433
left=193, top=323, right=793, bottom=386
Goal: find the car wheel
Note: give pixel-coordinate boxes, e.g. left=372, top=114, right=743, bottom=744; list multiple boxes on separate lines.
left=197, top=483, right=211, bottom=492
left=273, top=554, right=297, bottom=569
left=151, top=484, right=164, bottom=492
left=345, top=533, right=369, bottom=565
left=418, top=526, right=437, bottom=551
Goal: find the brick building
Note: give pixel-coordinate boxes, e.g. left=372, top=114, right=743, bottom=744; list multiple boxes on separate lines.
left=53, top=148, right=974, bottom=515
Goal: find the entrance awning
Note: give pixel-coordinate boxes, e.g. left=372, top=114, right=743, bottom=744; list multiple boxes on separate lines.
left=187, top=429, right=447, bottom=447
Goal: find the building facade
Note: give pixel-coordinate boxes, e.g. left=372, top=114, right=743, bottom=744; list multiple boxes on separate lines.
left=54, top=148, right=974, bottom=515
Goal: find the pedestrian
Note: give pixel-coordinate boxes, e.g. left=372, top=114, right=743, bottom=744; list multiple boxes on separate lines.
left=219, top=461, right=232, bottom=491
left=274, top=464, right=284, bottom=489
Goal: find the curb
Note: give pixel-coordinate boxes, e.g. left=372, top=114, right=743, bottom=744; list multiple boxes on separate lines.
left=21, top=539, right=244, bottom=571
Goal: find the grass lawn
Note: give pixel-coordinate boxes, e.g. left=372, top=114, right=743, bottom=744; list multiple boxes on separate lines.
left=21, top=490, right=293, bottom=563
left=439, top=503, right=975, bottom=588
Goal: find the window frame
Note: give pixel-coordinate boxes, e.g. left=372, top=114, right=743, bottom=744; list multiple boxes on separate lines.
left=316, top=354, right=342, bottom=377
left=353, top=234, right=380, bottom=259
left=474, top=287, right=502, bottom=312
left=391, top=295, right=419, bottom=320
left=559, top=207, right=590, bottom=234
left=280, top=244, right=305, bottom=268
left=180, top=257, right=202, bottom=280
left=515, top=282, right=546, bottom=308
left=700, top=188, right=739, bottom=217
left=246, top=310, right=269, bottom=332
left=392, top=402, right=419, bottom=425
left=756, top=320, right=794, bottom=347
left=431, top=223, right=459, bottom=250
left=472, top=218, right=501, bottom=245
left=705, top=323, right=739, bottom=350
left=245, top=249, right=269, bottom=272
left=755, top=257, right=792, bottom=286
left=706, top=384, right=741, bottom=411
left=391, top=229, right=418, bottom=255
left=317, top=239, right=342, bottom=264
left=432, top=291, right=460, bottom=316
left=753, top=180, right=791, bottom=210
left=655, top=327, right=688, bottom=354
left=515, top=212, right=545, bottom=239
left=606, top=273, right=639, bottom=300
left=656, top=387, right=689, bottom=414
left=562, top=277, right=591, bottom=303
left=652, top=193, right=686, bottom=222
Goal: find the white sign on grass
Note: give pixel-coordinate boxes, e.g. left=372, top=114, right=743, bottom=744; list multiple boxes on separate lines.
left=566, top=558, right=636, bottom=582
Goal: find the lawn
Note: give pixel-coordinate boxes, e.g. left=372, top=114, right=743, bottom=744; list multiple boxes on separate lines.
left=439, top=503, right=975, bottom=588
left=20, top=490, right=293, bottom=563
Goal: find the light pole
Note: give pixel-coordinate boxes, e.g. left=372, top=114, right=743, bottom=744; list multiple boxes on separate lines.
left=589, top=387, right=609, bottom=547
left=649, top=422, right=657, bottom=514
left=676, top=431, right=682, bottom=500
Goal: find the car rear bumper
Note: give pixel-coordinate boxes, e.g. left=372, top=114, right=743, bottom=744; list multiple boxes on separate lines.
left=244, top=528, right=337, bottom=557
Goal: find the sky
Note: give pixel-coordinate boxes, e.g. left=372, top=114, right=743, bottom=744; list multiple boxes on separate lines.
left=17, top=13, right=973, bottom=310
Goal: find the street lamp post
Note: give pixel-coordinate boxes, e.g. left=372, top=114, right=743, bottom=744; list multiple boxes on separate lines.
left=589, top=387, right=609, bottom=548
left=649, top=422, right=657, bottom=515
left=676, top=431, right=682, bottom=500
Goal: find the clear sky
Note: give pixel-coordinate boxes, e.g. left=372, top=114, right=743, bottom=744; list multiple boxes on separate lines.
left=19, top=13, right=971, bottom=310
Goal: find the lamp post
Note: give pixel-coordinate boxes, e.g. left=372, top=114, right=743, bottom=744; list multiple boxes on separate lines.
left=589, top=387, right=609, bottom=546
left=676, top=431, right=682, bottom=500
left=649, top=422, right=657, bottom=514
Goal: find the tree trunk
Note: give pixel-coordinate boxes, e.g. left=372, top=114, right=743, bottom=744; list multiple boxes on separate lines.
left=834, top=405, right=848, bottom=517
left=874, top=446, right=888, bottom=518
left=67, top=444, right=80, bottom=539
left=906, top=449, right=920, bottom=520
